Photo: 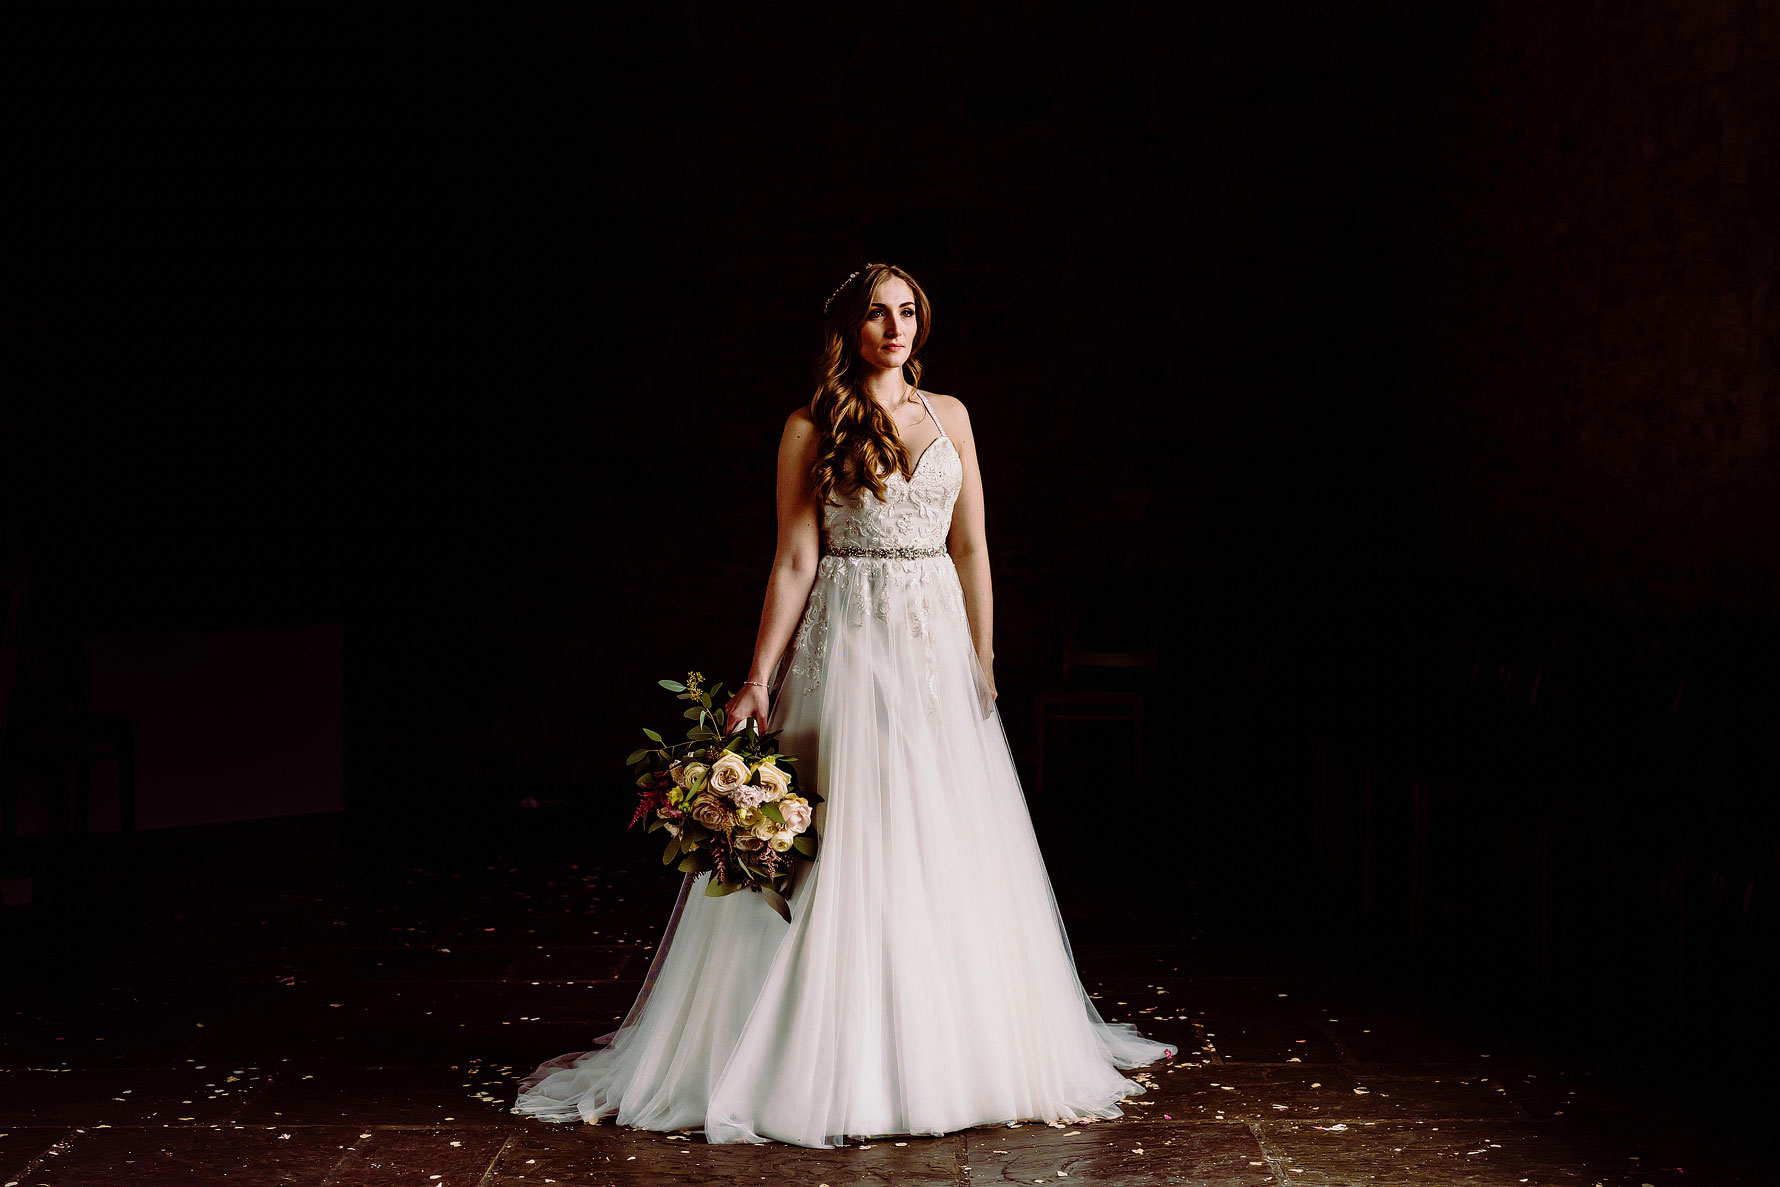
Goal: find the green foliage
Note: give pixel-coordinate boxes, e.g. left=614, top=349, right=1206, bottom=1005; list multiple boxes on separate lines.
left=758, top=885, right=790, bottom=923
left=627, top=673, right=817, bottom=923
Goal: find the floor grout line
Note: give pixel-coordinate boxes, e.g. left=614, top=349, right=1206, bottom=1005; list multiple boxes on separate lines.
left=1, top=1125, right=83, bottom=1187
left=1247, top=1120, right=1295, bottom=1185
left=473, top=1132, right=517, bottom=1187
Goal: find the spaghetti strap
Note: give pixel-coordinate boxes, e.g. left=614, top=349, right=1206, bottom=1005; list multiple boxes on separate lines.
left=915, top=390, right=946, bottom=438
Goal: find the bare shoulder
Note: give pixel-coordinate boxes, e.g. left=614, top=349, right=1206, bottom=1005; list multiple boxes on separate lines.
left=783, top=405, right=820, bottom=446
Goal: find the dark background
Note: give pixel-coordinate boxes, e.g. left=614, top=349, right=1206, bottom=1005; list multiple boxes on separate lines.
left=8, top=0, right=1777, bottom=1160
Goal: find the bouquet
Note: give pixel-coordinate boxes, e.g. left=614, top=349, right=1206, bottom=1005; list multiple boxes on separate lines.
left=625, top=671, right=822, bottom=923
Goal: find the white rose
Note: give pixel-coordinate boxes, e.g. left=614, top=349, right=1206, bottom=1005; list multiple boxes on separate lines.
left=768, top=829, right=795, bottom=852
left=751, top=816, right=777, bottom=842
left=732, top=832, right=764, bottom=852
left=710, top=751, right=750, bottom=795
left=689, top=792, right=732, bottom=831
left=681, top=762, right=710, bottom=792
left=755, top=761, right=790, bottom=801
left=776, top=796, right=812, bottom=834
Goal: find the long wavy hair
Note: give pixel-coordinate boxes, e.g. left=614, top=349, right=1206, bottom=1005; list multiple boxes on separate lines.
left=809, top=262, right=934, bottom=508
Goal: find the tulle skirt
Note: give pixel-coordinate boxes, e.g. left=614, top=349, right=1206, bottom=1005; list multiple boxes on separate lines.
left=512, top=553, right=1175, bottom=1147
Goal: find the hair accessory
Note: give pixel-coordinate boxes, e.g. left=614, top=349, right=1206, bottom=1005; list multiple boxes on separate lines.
left=822, top=270, right=862, bottom=316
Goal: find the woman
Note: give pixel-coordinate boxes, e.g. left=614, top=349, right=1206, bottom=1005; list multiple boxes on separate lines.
left=513, top=261, right=1175, bottom=1147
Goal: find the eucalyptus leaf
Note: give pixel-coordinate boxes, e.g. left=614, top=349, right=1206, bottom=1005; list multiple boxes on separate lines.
left=683, top=707, right=703, bottom=721
left=643, top=727, right=663, bottom=743
left=688, top=728, right=715, bottom=741
left=625, top=748, right=649, bottom=765
left=792, top=834, right=816, bottom=857
left=759, top=801, right=786, bottom=826
left=705, top=876, right=745, bottom=897
left=676, top=853, right=702, bottom=874
left=659, top=679, right=686, bottom=692
left=662, top=833, right=681, bottom=865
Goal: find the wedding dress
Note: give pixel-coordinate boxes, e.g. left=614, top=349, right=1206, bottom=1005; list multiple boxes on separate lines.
left=512, top=390, right=1174, bottom=1147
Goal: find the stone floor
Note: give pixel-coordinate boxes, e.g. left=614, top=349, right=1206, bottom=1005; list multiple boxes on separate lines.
left=1, top=813, right=1772, bottom=1186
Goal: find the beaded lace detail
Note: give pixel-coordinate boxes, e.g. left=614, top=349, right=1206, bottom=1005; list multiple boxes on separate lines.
left=787, top=392, right=966, bottom=710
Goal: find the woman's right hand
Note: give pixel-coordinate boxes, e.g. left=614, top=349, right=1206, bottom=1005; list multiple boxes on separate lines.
left=724, top=681, right=771, bottom=735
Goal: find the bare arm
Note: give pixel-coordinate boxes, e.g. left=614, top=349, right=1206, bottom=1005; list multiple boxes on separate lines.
left=725, top=409, right=823, bottom=726
left=940, top=397, right=995, bottom=688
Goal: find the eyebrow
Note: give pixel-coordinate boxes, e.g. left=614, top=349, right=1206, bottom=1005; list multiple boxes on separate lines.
left=869, top=301, right=917, bottom=309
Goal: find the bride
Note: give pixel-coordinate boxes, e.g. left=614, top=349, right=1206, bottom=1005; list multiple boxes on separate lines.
left=512, top=261, right=1175, bottom=1147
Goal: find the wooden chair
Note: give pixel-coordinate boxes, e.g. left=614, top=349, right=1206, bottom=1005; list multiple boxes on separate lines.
left=1030, top=583, right=1158, bottom=799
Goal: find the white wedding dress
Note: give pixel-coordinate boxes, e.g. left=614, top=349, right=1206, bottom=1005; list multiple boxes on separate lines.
left=512, top=390, right=1175, bottom=1147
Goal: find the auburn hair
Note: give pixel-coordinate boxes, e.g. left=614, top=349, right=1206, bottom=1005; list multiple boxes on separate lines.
left=809, top=262, right=934, bottom=508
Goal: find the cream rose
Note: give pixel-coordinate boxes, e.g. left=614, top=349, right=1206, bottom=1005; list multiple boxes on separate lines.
left=689, top=791, right=732, bottom=831
left=681, top=761, right=710, bottom=792
left=709, top=751, right=750, bottom=795
left=768, top=829, right=795, bottom=852
left=732, top=831, right=764, bottom=852
left=734, top=803, right=760, bottom=829
left=751, top=816, right=777, bottom=842
left=776, top=796, right=812, bottom=834
left=754, top=761, right=790, bottom=801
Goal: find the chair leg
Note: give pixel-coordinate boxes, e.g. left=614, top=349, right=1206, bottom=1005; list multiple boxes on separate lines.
left=119, top=726, right=135, bottom=833
left=73, top=750, right=91, bottom=835
left=1130, top=697, right=1143, bottom=789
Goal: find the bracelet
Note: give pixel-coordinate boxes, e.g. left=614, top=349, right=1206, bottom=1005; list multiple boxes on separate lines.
left=741, top=680, right=767, bottom=689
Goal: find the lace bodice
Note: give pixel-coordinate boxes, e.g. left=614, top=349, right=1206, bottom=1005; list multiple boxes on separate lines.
left=787, top=391, right=969, bottom=708
left=820, top=396, right=962, bottom=552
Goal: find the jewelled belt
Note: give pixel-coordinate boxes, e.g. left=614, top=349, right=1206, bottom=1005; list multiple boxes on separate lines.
left=823, top=544, right=947, bottom=559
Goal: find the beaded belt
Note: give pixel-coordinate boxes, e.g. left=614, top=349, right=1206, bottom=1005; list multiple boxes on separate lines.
left=824, top=544, right=947, bottom=559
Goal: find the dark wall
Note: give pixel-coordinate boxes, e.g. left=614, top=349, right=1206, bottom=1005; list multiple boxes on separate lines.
left=13, top=2, right=1477, bottom=811
left=1435, top=0, right=1780, bottom=617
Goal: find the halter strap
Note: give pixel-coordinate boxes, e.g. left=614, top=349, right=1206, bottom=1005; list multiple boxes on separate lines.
left=914, top=389, right=945, bottom=438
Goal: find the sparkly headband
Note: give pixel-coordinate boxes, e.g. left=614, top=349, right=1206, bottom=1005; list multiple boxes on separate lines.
left=822, top=269, right=861, bottom=316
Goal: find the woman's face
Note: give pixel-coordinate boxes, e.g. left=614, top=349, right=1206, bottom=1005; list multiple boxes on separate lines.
left=857, top=276, right=917, bottom=370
